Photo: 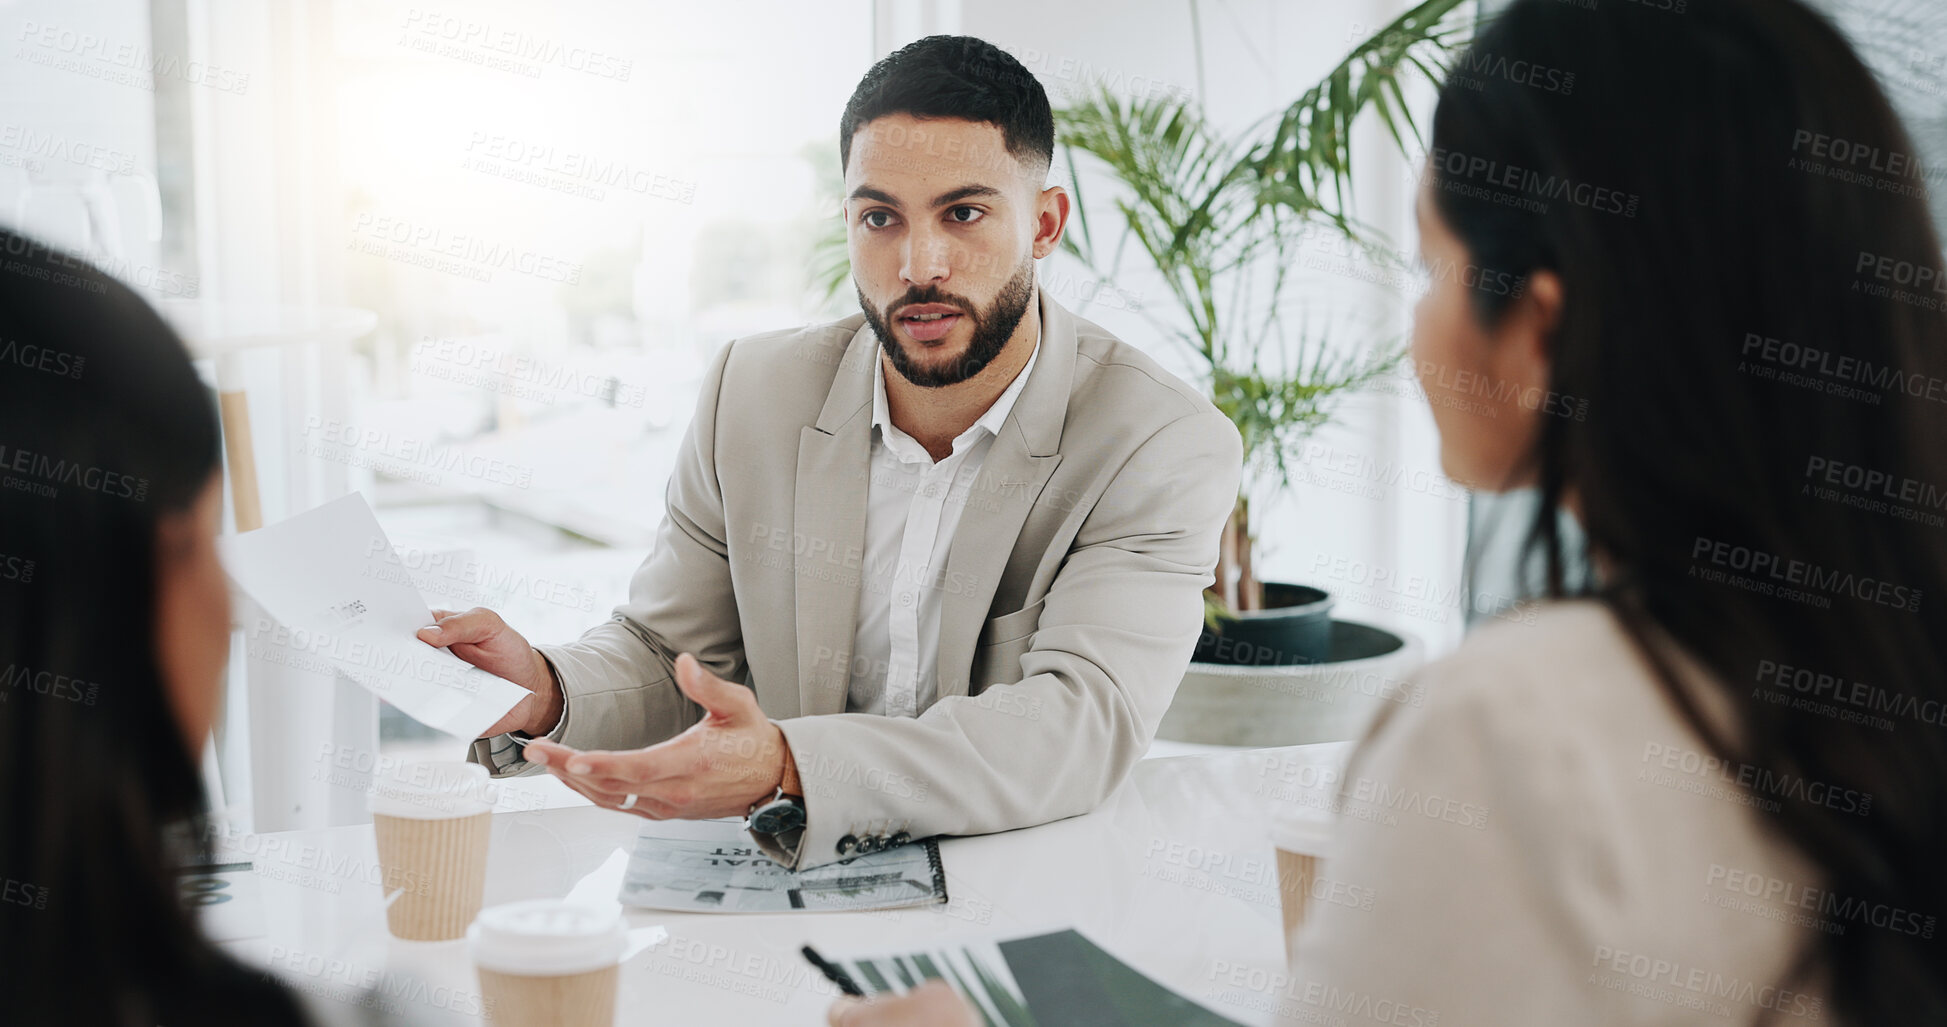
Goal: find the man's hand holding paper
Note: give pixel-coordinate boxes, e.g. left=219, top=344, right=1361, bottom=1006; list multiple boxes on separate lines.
left=218, top=493, right=532, bottom=740
left=415, top=607, right=562, bottom=738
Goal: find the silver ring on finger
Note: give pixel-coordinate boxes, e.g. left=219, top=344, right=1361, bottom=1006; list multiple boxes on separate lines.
left=619, top=793, right=639, bottom=811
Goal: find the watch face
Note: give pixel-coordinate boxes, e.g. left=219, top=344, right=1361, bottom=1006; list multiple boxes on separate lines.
left=751, top=798, right=805, bottom=836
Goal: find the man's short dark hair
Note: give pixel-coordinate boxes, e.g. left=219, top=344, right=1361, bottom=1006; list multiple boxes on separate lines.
left=839, top=35, right=1054, bottom=176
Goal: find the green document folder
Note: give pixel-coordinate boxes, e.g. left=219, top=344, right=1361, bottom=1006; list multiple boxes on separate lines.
left=839, top=928, right=1245, bottom=1027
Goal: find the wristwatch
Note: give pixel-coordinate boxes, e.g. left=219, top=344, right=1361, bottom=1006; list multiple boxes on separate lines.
left=745, top=785, right=806, bottom=837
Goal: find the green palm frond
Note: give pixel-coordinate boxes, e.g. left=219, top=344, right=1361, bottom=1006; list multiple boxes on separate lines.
left=803, top=140, right=853, bottom=314
left=1055, top=0, right=1466, bottom=478
left=1054, top=93, right=1264, bottom=366
left=1212, top=340, right=1404, bottom=490
left=1252, top=0, right=1474, bottom=227
left=809, top=211, right=851, bottom=310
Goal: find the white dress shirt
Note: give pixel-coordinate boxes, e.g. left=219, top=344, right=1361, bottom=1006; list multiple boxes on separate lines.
left=846, top=329, right=1041, bottom=718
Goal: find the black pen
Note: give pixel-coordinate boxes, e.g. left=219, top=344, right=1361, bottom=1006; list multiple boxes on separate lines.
left=801, top=944, right=865, bottom=997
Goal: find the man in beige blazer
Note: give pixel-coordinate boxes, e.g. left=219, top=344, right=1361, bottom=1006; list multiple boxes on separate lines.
left=420, top=35, right=1242, bottom=870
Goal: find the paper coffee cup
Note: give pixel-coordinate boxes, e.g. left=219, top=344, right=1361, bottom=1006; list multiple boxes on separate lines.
left=369, top=760, right=494, bottom=941
left=469, top=899, right=628, bottom=1027
left=1268, top=812, right=1335, bottom=955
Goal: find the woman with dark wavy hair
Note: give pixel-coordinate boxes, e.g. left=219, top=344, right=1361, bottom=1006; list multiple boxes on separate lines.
left=0, top=231, right=401, bottom=1026
left=830, top=0, right=1947, bottom=1024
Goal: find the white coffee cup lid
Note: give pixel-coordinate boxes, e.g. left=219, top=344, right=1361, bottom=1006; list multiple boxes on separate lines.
left=367, top=759, right=493, bottom=819
left=1267, top=811, right=1336, bottom=856
left=468, top=900, right=628, bottom=975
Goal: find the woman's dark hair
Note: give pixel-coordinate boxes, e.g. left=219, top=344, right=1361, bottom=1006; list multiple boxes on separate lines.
left=839, top=34, right=1055, bottom=174
left=1433, top=0, right=1947, bottom=1021
left=0, top=230, right=305, bottom=1023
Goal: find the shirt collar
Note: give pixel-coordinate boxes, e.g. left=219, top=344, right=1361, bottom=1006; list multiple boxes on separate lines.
left=871, top=323, right=1041, bottom=452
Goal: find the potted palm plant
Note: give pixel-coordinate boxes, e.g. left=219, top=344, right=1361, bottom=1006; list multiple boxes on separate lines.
left=1052, top=2, right=1469, bottom=743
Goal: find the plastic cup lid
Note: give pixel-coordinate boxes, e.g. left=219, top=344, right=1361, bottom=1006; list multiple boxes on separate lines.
left=467, top=900, right=628, bottom=976
left=366, top=759, right=493, bottom=819
left=1267, top=811, right=1336, bottom=856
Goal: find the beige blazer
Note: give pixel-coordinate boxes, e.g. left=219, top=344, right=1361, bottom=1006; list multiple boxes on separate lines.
left=1281, top=600, right=1834, bottom=1025
left=470, top=291, right=1243, bottom=869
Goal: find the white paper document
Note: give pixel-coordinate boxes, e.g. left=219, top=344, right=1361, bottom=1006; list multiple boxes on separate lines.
left=218, top=492, right=528, bottom=739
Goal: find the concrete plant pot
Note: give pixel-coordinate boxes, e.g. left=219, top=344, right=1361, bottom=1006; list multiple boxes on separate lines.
left=1158, top=619, right=1426, bottom=747
left=1192, top=581, right=1336, bottom=666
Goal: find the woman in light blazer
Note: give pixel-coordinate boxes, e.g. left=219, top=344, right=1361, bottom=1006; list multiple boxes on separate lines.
left=831, top=0, right=1947, bottom=1023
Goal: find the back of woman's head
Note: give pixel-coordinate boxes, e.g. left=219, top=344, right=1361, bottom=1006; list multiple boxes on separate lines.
left=1428, top=0, right=1947, bottom=1021
left=0, top=230, right=300, bottom=1023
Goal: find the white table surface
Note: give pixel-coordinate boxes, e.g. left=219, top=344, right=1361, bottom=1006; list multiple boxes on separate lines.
left=218, top=742, right=1357, bottom=1026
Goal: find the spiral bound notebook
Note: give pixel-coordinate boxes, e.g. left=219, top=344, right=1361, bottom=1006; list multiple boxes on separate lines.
left=616, top=818, right=947, bottom=914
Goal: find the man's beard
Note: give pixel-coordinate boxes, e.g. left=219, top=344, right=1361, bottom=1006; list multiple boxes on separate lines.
left=858, top=258, right=1036, bottom=389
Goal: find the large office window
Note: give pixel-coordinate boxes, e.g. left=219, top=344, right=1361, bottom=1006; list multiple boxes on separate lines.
left=2, top=0, right=873, bottom=829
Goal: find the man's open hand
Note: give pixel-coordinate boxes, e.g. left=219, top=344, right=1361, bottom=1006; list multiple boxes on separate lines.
left=523, top=652, right=801, bottom=820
